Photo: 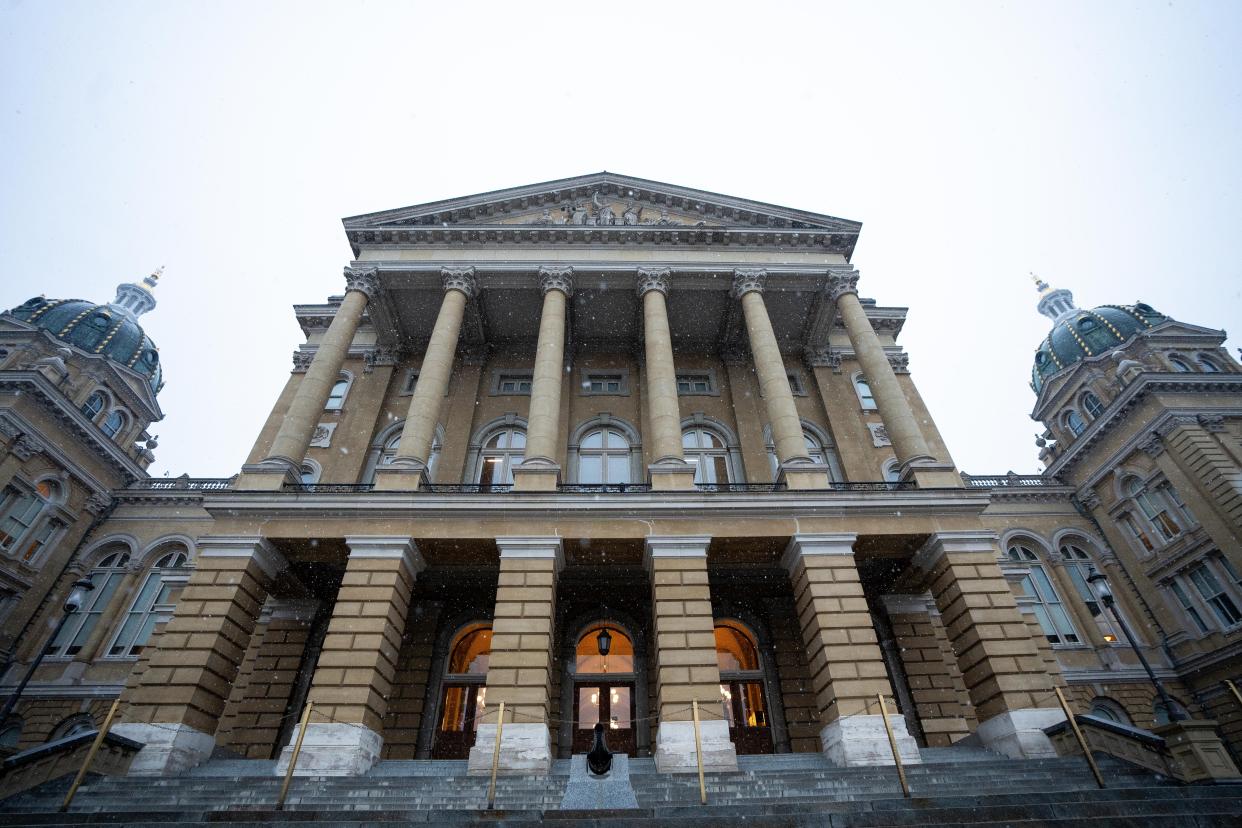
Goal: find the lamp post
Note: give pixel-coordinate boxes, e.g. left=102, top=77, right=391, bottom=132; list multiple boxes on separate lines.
left=1085, top=567, right=1186, bottom=723
left=0, top=577, right=95, bottom=725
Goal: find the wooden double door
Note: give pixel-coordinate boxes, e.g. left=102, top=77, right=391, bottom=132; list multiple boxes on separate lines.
left=572, top=680, right=637, bottom=756
left=721, top=679, right=774, bottom=754
left=432, top=682, right=485, bottom=759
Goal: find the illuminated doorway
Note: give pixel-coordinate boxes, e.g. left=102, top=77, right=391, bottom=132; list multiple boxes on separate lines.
left=431, top=623, right=490, bottom=759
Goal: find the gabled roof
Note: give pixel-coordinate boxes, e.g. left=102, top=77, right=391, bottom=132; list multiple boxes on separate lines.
left=341, top=172, right=862, bottom=257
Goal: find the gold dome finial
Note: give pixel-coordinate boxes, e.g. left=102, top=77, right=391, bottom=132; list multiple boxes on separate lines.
left=1030, top=272, right=1051, bottom=294
left=143, top=266, right=164, bottom=289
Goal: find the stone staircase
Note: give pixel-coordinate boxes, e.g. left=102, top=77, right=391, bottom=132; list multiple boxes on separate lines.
left=3, top=746, right=1241, bottom=825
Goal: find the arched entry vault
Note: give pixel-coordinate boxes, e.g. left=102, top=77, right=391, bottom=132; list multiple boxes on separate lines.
left=558, top=612, right=650, bottom=757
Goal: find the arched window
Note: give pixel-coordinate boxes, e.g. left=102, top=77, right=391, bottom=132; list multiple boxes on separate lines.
left=1064, top=410, right=1087, bottom=437
left=1196, top=355, right=1221, bottom=373
left=854, top=375, right=877, bottom=410
left=577, top=429, right=631, bottom=485
left=1007, top=543, right=1079, bottom=645
left=434, top=623, right=491, bottom=759
left=573, top=624, right=637, bottom=750
left=50, top=714, right=95, bottom=741
left=766, top=428, right=844, bottom=484
left=325, top=376, right=350, bottom=411
left=1087, top=698, right=1132, bottom=725
left=882, top=460, right=902, bottom=488
left=0, top=720, right=21, bottom=748
left=1126, top=478, right=1181, bottom=542
left=80, top=392, right=106, bottom=420
left=477, top=427, right=525, bottom=487
left=1059, top=542, right=1126, bottom=644
left=101, top=409, right=127, bottom=439
left=77, top=313, right=111, bottom=350
left=683, top=427, right=732, bottom=484
left=298, top=462, right=320, bottom=485
left=107, top=548, right=188, bottom=657
left=0, top=480, right=65, bottom=563
left=1168, top=355, right=1193, bottom=373
left=1081, top=392, right=1105, bottom=419
left=715, top=621, right=772, bottom=752
left=576, top=625, right=635, bottom=675
left=370, top=427, right=441, bottom=484
left=46, top=549, right=131, bottom=657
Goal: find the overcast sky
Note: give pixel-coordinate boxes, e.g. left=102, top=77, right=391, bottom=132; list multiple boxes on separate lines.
left=2, top=1, right=1239, bottom=479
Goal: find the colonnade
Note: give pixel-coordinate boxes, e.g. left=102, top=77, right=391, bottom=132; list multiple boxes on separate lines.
left=238, top=264, right=955, bottom=491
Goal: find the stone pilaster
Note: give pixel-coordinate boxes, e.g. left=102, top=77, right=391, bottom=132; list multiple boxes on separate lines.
left=239, top=268, right=375, bottom=489
left=467, top=537, right=563, bottom=775
left=637, top=268, right=695, bottom=490
left=114, top=537, right=286, bottom=775
left=783, top=535, right=920, bottom=766
left=733, top=270, right=827, bottom=489
left=513, top=267, right=572, bottom=492
left=375, top=267, right=476, bottom=491
left=645, top=536, right=738, bottom=773
left=276, top=537, right=421, bottom=776
left=910, top=532, right=1064, bottom=758
left=829, top=270, right=960, bottom=488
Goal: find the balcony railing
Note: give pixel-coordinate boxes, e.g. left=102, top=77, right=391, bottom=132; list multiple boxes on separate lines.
left=961, top=473, right=1063, bottom=488
left=282, top=481, right=915, bottom=494
left=127, top=477, right=235, bottom=491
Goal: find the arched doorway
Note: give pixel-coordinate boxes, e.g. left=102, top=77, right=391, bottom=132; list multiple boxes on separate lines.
left=431, top=623, right=491, bottom=759
left=571, top=624, right=638, bottom=756
left=715, top=620, right=773, bottom=754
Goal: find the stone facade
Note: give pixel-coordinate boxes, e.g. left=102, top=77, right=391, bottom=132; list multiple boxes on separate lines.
left=1, top=174, right=1239, bottom=781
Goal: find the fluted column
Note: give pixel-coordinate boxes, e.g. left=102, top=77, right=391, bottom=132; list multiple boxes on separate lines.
left=512, top=267, right=572, bottom=492
left=733, top=269, right=826, bottom=489
left=239, top=267, right=377, bottom=490
left=638, top=268, right=695, bottom=490
left=829, top=270, right=960, bottom=488
left=374, top=267, right=476, bottom=491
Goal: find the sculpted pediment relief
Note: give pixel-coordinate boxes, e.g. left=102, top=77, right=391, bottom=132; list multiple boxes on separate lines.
left=494, top=193, right=711, bottom=228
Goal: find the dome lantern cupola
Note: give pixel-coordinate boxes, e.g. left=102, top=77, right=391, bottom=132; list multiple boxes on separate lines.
left=109, top=266, right=162, bottom=321
left=1033, top=273, right=1077, bottom=324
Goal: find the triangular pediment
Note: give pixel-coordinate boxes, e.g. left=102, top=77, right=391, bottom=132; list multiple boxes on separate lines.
left=342, top=172, right=861, bottom=233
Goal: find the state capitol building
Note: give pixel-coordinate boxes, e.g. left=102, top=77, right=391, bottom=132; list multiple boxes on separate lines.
left=0, top=173, right=1239, bottom=787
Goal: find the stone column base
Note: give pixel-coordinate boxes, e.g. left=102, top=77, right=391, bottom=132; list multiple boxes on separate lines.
left=274, top=723, right=383, bottom=776
left=512, top=463, right=560, bottom=491
left=1154, top=719, right=1242, bottom=782
left=236, top=459, right=300, bottom=491
left=653, top=720, right=738, bottom=773
left=112, top=722, right=215, bottom=776
left=648, top=460, right=697, bottom=490
left=777, top=461, right=832, bottom=490
left=467, top=722, right=552, bottom=775
left=372, top=462, right=428, bottom=491
left=976, top=708, right=1065, bottom=759
left=902, top=461, right=963, bottom=489
left=820, top=714, right=923, bottom=767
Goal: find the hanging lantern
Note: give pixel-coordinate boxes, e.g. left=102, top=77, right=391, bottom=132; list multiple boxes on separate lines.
left=596, top=626, right=613, bottom=657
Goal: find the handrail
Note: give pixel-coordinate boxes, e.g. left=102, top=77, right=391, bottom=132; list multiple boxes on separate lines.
left=961, top=472, right=1064, bottom=488
left=279, top=481, right=917, bottom=494
left=286, top=483, right=376, bottom=493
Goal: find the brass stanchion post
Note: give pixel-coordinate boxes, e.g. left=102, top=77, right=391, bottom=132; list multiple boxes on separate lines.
left=487, top=701, right=505, bottom=810
left=59, top=699, right=121, bottom=812
left=877, top=694, right=910, bottom=798
left=276, top=700, right=313, bottom=810
left=1055, top=687, right=1105, bottom=789
left=692, top=699, right=707, bottom=805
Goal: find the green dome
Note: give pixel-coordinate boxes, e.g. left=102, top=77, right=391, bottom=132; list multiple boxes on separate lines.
left=1031, top=303, right=1166, bottom=393
left=7, top=296, right=163, bottom=394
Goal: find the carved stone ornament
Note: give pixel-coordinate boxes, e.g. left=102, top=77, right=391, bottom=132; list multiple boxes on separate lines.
left=1077, top=490, right=1102, bottom=511
left=85, top=492, right=112, bottom=515
left=887, top=353, right=911, bottom=374
left=804, top=349, right=843, bottom=372
left=636, top=267, right=671, bottom=297
left=292, top=350, right=314, bottom=373
left=1198, top=414, right=1226, bottom=432
left=11, top=434, right=44, bottom=461
left=0, top=417, right=20, bottom=441
left=441, top=266, right=478, bottom=298
left=731, top=268, right=767, bottom=298
left=868, top=423, right=891, bottom=447
left=309, top=422, right=336, bottom=448
left=1138, top=432, right=1165, bottom=458
left=363, top=347, right=400, bottom=374
left=826, top=272, right=860, bottom=302
left=539, top=266, right=574, bottom=297
left=343, top=266, right=380, bottom=301
left=1156, top=414, right=1198, bottom=438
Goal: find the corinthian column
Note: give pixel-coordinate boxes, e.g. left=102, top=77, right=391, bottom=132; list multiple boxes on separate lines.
left=638, top=268, right=695, bottom=490
left=374, top=267, right=476, bottom=491
left=829, top=270, right=960, bottom=488
left=512, top=267, right=572, bottom=492
left=239, top=267, right=377, bottom=490
left=733, top=269, right=827, bottom=490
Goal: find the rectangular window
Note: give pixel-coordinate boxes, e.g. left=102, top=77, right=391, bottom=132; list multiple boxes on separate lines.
left=581, top=372, right=627, bottom=395
left=1122, top=515, right=1154, bottom=553
left=1170, top=580, right=1210, bottom=633
left=787, top=372, right=806, bottom=396
left=401, top=370, right=419, bottom=395
left=676, top=373, right=714, bottom=395
left=495, top=373, right=533, bottom=395
left=1218, top=555, right=1242, bottom=590
left=0, top=488, right=41, bottom=552
left=1188, top=564, right=1242, bottom=627
left=19, top=518, right=63, bottom=563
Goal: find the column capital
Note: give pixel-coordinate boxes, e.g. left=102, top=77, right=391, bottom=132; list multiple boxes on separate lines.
left=441, top=266, right=478, bottom=298
left=345, top=535, right=426, bottom=580
left=780, top=533, right=858, bottom=573
left=196, top=536, right=288, bottom=580
left=643, top=535, right=710, bottom=570
left=1198, top=414, right=1226, bottom=432
left=1138, top=432, right=1165, bottom=458
left=343, top=266, right=380, bottom=301
left=538, top=265, right=574, bottom=297
left=826, top=270, right=860, bottom=302
left=1076, top=489, right=1102, bottom=511
left=910, top=530, right=1001, bottom=573
left=731, top=268, right=767, bottom=298
left=636, top=267, right=671, bottom=297
left=496, top=536, right=564, bottom=573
